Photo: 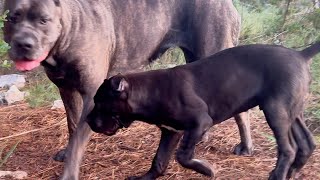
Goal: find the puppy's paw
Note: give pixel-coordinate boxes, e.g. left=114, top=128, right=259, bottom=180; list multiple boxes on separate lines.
left=193, top=159, right=215, bottom=177
left=125, top=176, right=151, bottom=180
left=125, top=176, right=139, bottom=180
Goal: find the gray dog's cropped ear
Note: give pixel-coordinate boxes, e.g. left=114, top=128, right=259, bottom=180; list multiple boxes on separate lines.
left=53, top=0, right=60, bottom=6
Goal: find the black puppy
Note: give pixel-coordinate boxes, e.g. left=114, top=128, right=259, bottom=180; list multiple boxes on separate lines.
left=87, top=43, right=319, bottom=180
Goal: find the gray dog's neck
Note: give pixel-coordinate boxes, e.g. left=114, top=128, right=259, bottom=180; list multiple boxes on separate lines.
left=56, top=0, right=115, bottom=55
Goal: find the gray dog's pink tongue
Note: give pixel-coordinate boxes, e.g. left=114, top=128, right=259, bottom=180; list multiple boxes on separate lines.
left=14, top=52, right=48, bottom=71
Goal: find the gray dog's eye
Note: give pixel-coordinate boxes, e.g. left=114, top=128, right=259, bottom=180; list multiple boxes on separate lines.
left=8, top=16, right=18, bottom=24
left=40, top=18, right=50, bottom=25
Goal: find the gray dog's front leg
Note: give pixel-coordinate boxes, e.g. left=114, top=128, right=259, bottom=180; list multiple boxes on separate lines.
left=60, top=95, right=94, bottom=180
left=54, top=89, right=84, bottom=162
left=61, top=119, right=93, bottom=180
left=233, top=111, right=254, bottom=156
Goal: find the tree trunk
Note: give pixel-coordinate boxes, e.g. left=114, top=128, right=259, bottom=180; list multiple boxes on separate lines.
left=313, top=0, right=320, bottom=9
left=281, top=0, right=292, bottom=31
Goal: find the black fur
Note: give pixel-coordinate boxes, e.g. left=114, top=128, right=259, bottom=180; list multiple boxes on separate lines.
left=88, top=42, right=319, bottom=179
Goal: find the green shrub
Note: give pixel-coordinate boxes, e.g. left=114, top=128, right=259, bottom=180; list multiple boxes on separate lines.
left=235, top=0, right=320, bottom=131
left=25, top=75, right=60, bottom=108
left=0, top=11, right=11, bottom=69
left=235, top=1, right=282, bottom=44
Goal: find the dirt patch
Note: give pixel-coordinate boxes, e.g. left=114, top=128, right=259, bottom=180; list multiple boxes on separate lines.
left=0, top=103, right=319, bottom=180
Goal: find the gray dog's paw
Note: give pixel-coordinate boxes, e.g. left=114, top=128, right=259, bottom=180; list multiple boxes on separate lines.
left=53, top=149, right=67, bottom=162
left=233, top=143, right=253, bottom=156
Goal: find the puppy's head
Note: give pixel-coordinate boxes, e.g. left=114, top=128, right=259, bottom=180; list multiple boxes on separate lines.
left=87, top=74, right=132, bottom=135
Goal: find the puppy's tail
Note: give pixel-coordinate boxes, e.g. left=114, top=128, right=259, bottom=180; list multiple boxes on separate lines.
left=300, top=42, right=320, bottom=61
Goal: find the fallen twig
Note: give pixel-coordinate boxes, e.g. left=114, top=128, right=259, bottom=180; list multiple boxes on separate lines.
left=0, top=118, right=66, bottom=141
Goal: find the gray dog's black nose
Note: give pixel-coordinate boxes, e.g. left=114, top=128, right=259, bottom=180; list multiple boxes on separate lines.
left=15, top=37, right=35, bottom=51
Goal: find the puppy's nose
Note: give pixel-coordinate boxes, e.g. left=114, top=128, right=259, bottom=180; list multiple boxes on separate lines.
left=15, top=37, right=35, bottom=51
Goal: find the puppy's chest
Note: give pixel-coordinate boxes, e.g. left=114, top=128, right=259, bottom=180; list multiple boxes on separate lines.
left=159, top=124, right=183, bottom=133
left=155, top=118, right=185, bottom=133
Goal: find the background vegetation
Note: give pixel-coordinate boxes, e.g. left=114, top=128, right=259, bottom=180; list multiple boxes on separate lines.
left=234, top=0, right=320, bottom=131
left=0, top=11, right=10, bottom=69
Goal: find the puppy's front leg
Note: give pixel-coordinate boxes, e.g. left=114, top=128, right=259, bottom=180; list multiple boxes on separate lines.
left=126, top=128, right=182, bottom=180
left=176, top=113, right=215, bottom=177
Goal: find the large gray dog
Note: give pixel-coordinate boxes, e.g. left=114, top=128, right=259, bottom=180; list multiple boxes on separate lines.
left=3, top=0, right=249, bottom=179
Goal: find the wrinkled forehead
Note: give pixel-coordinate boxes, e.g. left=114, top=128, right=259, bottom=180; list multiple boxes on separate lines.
left=94, top=83, right=112, bottom=101
left=5, top=0, right=58, bottom=15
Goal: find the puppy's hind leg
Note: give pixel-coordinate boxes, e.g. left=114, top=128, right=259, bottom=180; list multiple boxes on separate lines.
left=287, top=114, right=316, bottom=179
left=176, top=113, right=215, bottom=177
left=262, top=100, right=296, bottom=180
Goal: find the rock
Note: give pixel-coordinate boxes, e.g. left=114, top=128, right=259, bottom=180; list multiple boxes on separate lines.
left=51, top=100, right=65, bottom=110
left=0, top=90, right=5, bottom=105
left=3, top=85, right=26, bottom=105
left=0, top=74, right=26, bottom=89
left=167, top=64, right=177, bottom=68
left=200, top=131, right=210, bottom=144
left=0, top=170, right=28, bottom=179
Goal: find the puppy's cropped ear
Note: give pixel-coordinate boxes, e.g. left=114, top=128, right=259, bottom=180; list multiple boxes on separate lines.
left=117, top=78, right=129, bottom=92
left=109, top=74, right=129, bottom=99
left=110, top=75, right=129, bottom=91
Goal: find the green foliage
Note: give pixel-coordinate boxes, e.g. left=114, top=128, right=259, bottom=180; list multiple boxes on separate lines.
left=307, top=8, right=320, bottom=30
left=306, top=57, right=320, bottom=123
left=235, top=0, right=320, bottom=130
left=235, top=2, right=282, bottom=44
left=0, top=141, right=20, bottom=168
left=25, top=76, right=60, bottom=108
left=0, top=10, right=8, bottom=29
left=0, top=59, right=11, bottom=69
left=0, top=11, right=11, bottom=69
left=315, top=135, right=320, bottom=145
left=146, top=47, right=185, bottom=70
left=235, top=0, right=319, bottom=46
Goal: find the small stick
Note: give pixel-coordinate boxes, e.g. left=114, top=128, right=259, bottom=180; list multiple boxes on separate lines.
left=0, top=118, right=66, bottom=141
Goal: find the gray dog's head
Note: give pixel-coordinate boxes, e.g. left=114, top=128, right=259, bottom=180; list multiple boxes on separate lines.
left=87, top=74, right=133, bottom=136
left=3, top=0, right=62, bottom=71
